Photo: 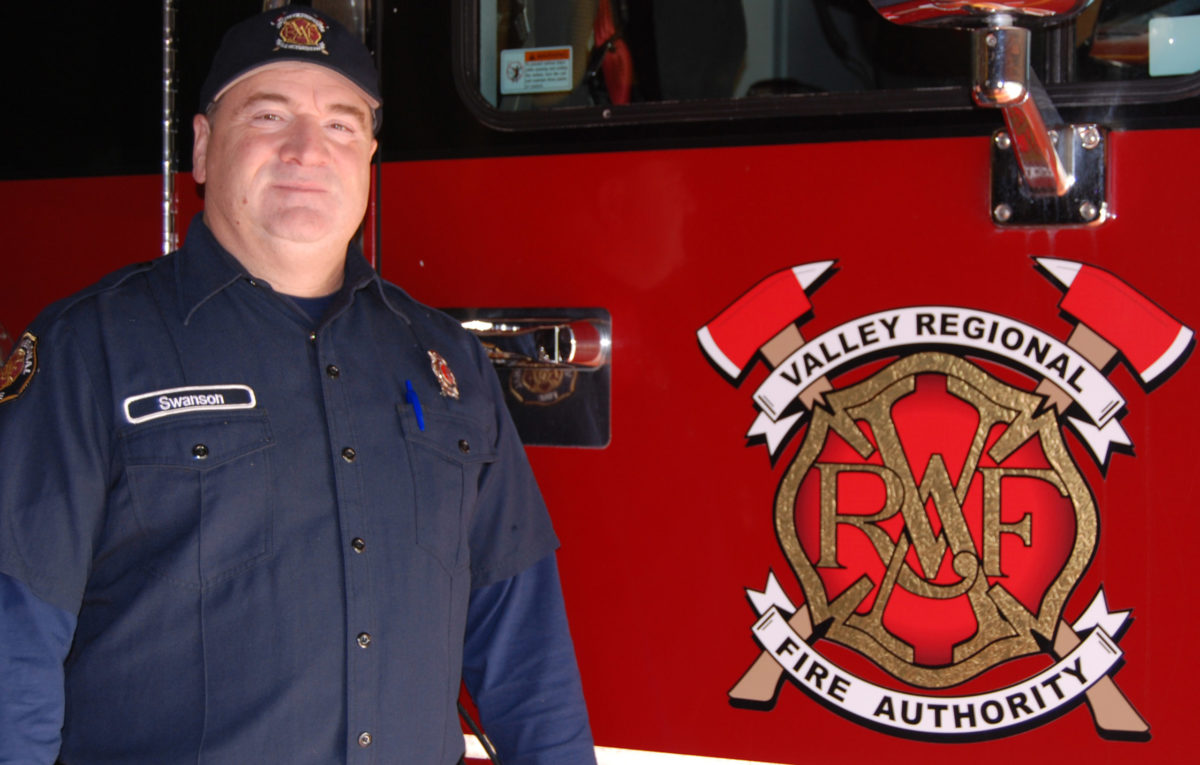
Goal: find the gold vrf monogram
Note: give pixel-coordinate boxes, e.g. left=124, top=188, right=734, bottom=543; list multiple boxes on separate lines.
left=776, top=353, right=1094, bottom=688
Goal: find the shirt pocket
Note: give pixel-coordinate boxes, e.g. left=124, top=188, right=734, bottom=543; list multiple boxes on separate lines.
left=119, top=411, right=275, bottom=588
left=397, top=405, right=497, bottom=573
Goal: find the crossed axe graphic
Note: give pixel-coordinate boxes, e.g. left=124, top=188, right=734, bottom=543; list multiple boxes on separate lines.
left=1033, top=258, right=1194, bottom=466
left=697, top=259, right=1192, bottom=737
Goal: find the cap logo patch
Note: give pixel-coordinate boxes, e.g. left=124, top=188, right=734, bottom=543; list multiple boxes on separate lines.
left=0, top=332, right=37, bottom=406
left=274, top=12, right=329, bottom=55
left=124, top=385, right=257, bottom=424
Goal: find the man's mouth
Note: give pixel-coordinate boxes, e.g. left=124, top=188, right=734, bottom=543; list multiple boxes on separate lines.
left=274, top=183, right=327, bottom=193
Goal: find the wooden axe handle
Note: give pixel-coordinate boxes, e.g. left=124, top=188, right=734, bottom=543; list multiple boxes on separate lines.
left=729, top=607, right=814, bottom=705
left=1053, top=619, right=1149, bottom=736
left=1035, top=322, right=1117, bottom=413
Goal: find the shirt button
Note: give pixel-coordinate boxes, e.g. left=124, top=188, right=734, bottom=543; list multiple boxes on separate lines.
left=356, top=632, right=372, bottom=648
left=192, top=444, right=209, bottom=460
left=341, top=447, right=357, bottom=463
left=458, top=439, right=470, bottom=454
left=326, top=364, right=340, bottom=378
left=308, top=331, right=318, bottom=343
left=357, top=731, right=372, bottom=748
left=351, top=537, right=366, bottom=553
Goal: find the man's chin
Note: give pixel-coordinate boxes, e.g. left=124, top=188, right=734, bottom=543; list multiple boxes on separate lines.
left=262, top=209, right=343, bottom=245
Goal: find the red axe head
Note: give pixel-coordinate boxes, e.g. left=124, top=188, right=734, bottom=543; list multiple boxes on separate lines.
left=1037, top=258, right=1194, bottom=386
left=698, top=261, right=835, bottom=381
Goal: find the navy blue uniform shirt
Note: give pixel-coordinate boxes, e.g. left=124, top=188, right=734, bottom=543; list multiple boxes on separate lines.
left=0, top=219, right=594, bottom=764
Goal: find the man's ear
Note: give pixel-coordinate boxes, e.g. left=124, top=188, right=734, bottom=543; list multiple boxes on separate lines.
left=192, top=113, right=211, bottom=184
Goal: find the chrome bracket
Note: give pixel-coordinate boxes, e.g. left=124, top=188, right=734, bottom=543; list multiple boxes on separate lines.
left=864, top=1, right=1109, bottom=227
left=990, top=124, right=1108, bottom=226
left=972, top=20, right=1109, bottom=226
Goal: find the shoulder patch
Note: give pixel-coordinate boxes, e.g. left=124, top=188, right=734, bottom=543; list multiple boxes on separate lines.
left=0, top=332, right=37, bottom=405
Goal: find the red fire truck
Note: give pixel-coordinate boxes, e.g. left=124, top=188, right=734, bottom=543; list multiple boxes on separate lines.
left=4, top=1, right=1199, bottom=762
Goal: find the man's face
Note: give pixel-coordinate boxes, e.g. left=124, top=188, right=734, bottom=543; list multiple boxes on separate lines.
left=193, top=63, right=377, bottom=251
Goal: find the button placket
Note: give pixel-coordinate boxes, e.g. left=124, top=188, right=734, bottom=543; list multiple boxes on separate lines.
left=315, top=332, right=378, bottom=757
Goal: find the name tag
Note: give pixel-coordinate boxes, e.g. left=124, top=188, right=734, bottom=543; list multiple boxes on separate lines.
left=124, top=385, right=257, bottom=424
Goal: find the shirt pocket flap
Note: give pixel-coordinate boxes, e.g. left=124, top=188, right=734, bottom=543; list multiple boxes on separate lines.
left=120, top=412, right=274, bottom=469
left=397, top=408, right=497, bottom=466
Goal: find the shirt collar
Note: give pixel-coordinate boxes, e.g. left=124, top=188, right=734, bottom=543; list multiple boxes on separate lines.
left=175, top=215, right=410, bottom=326
left=176, top=215, right=247, bottom=324
left=315, top=230, right=412, bottom=326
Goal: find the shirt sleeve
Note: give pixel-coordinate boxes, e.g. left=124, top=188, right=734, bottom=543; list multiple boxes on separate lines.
left=462, top=553, right=596, bottom=765
left=0, top=571, right=76, bottom=764
left=462, top=333, right=559, bottom=588
left=0, top=321, right=108, bottom=760
left=0, top=320, right=112, bottom=613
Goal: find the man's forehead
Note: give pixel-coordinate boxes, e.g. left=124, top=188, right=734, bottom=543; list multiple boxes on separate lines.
left=213, top=61, right=380, bottom=113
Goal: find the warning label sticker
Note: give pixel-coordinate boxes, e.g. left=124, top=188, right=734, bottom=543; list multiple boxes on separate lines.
left=499, top=46, right=573, bottom=95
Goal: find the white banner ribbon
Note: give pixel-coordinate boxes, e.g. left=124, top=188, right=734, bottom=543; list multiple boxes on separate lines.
left=752, top=604, right=1122, bottom=738
left=744, top=585, right=1130, bottom=739
left=749, top=307, right=1128, bottom=462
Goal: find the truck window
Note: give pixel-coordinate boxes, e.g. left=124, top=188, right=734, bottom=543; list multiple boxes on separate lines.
left=461, top=0, right=1200, bottom=128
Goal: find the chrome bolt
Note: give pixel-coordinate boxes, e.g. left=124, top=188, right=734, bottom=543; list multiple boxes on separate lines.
left=1047, top=129, right=1059, bottom=145
left=994, top=132, right=1012, bottom=150
left=1079, top=201, right=1099, bottom=222
left=1079, top=125, right=1101, bottom=150
left=993, top=204, right=1013, bottom=223
left=986, top=33, right=998, bottom=48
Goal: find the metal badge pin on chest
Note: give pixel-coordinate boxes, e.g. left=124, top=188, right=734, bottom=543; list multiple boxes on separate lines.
left=428, top=350, right=460, bottom=399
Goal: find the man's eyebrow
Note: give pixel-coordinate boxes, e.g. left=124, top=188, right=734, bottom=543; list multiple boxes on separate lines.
left=233, top=91, right=370, bottom=129
left=327, top=102, right=371, bottom=129
left=236, top=91, right=294, bottom=112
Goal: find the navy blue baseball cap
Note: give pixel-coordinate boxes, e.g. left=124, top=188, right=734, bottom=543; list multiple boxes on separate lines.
left=199, top=7, right=382, bottom=131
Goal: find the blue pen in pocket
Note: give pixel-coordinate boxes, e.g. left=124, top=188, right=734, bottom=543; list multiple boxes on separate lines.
left=405, top=380, right=425, bottom=431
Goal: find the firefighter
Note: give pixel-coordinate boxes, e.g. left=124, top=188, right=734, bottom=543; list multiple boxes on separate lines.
left=0, top=8, right=594, bottom=764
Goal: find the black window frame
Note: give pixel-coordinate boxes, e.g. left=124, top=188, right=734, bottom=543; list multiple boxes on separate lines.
left=449, top=1, right=1200, bottom=133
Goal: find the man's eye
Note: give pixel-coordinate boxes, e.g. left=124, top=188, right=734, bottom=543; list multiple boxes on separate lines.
left=254, top=112, right=283, bottom=122
left=329, top=122, right=352, bottom=133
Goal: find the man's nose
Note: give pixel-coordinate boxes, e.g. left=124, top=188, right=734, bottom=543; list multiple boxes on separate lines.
left=280, top=117, right=329, bottom=165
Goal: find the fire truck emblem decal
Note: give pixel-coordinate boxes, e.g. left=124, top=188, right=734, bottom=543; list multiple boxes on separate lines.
left=698, top=259, right=1194, bottom=742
